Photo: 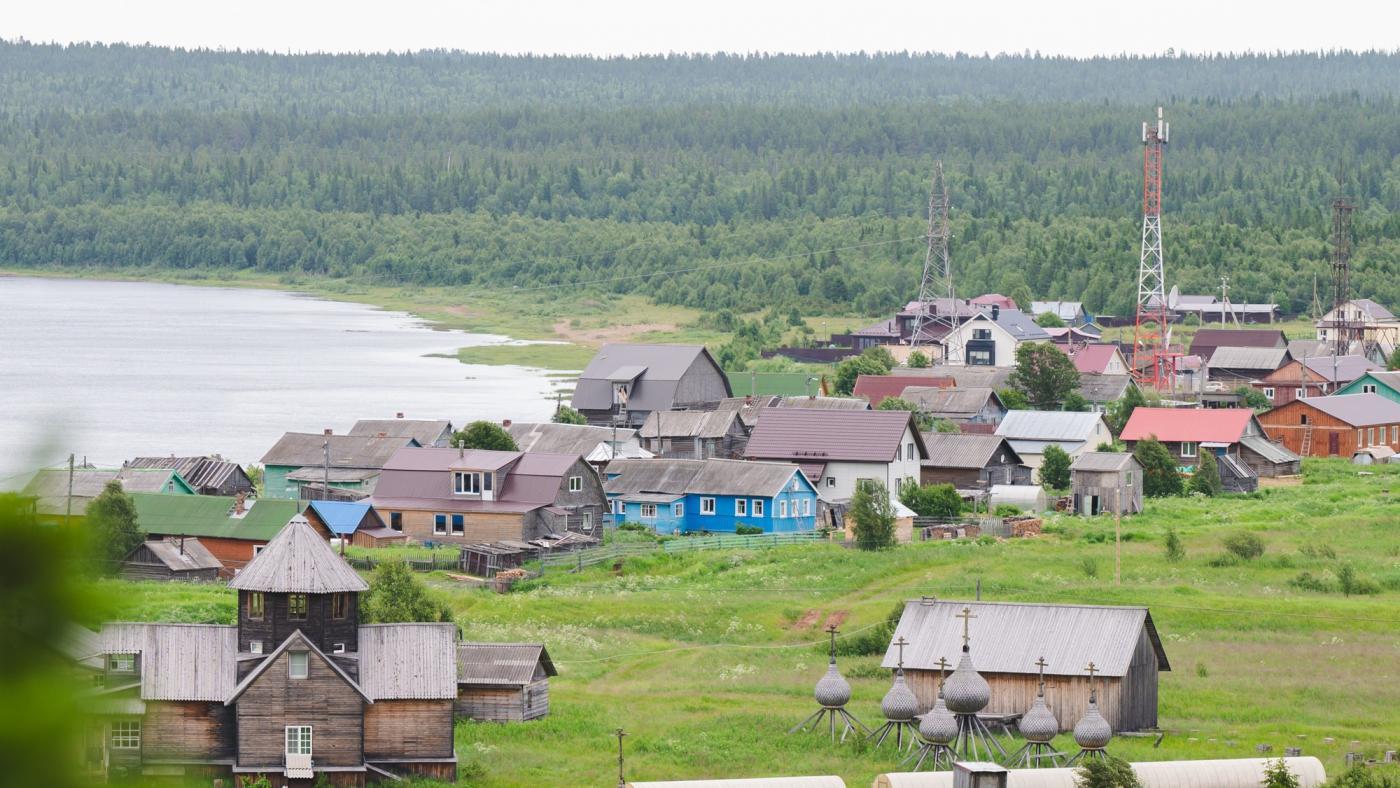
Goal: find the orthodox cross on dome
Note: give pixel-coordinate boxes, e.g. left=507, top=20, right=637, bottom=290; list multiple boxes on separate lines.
left=956, top=606, right=977, bottom=649
left=1035, top=656, right=1049, bottom=693
left=1084, top=661, right=1100, bottom=700
left=615, top=728, right=627, bottom=788
left=894, top=636, right=908, bottom=670
left=826, top=624, right=839, bottom=658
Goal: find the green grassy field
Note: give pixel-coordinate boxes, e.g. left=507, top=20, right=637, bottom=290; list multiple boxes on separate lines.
left=95, top=459, right=1400, bottom=786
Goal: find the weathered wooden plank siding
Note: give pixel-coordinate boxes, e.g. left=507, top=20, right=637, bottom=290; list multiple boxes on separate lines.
left=522, top=678, right=550, bottom=721
left=363, top=699, right=455, bottom=759
left=143, top=701, right=235, bottom=760
left=234, top=648, right=364, bottom=767
left=456, top=686, right=526, bottom=722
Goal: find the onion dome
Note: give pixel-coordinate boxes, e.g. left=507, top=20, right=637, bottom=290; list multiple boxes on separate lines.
left=814, top=657, right=852, bottom=708
left=1073, top=690, right=1112, bottom=750
left=918, top=689, right=959, bottom=744
left=881, top=670, right=919, bottom=722
left=941, top=650, right=991, bottom=714
left=1018, top=693, right=1059, bottom=744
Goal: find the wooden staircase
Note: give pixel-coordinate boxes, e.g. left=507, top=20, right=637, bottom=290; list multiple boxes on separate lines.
left=1300, top=425, right=1314, bottom=456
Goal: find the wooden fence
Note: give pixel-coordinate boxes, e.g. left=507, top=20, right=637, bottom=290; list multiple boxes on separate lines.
left=536, top=531, right=826, bottom=573
left=345, top=554, right=461, bottom=573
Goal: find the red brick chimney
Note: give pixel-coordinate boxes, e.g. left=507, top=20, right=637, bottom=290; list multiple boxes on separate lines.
left=233, top=491, right=247, bottom=515
left=502, top=419, right=513, bottom=428
left=377, top=432, right=387, bottom=438
left=323, top=428, right=333, bottom=436
left=396, top=412, right=404, bottom=419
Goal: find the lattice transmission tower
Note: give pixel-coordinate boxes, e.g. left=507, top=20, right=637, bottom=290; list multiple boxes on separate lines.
left=1131, top=107, right=1176, bottom=391
left=1329, top=197, right=1356, bottom=356
left=910, top=161, right=959, bottom=362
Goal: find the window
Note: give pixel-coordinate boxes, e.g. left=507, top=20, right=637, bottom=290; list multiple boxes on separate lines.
left=802, top=498, right=811, bottom=517
left=791, top=478, right=800, bottom=492
left=288, top=594, right=307, bottom=620
left=111, top=721, right=141, bottom=750
left=673, top=503, right=683, bottom=517
left=434, top=514, right=447, bottom=535
left=735, top=499, right=747, bottom=517
left=453, top=471, right=482, bottom=495
left=1126, top=472, right=1134, bottom=486
left=752, top=500, right=764, bottom=517
left=894, top=445, right=902, bottom=461
left=332, top=643, right=346, bottom=654
left=907, top=442, right=916, bottom=460
left=568, top=476, right=582, bottom=492
left=1362, top=384, right=1377, bottom=394
left=390, top=512, right=402, bottom=531
left=1263, top=387, right=1275, bottom=399
left=640, top=504, right=657, bottom=519
left=611, top=499, right=624, bottom=515
left=289, top=652, right=309, bottom=680
left=483, top=472, right=492, bottom=493
left=285, top=726, right=313, bottom=756
left=972, top=328, right=992, bottom=340
left=968, top=349, right=993, bottom=366
left=1180, top=442, right=1198, bottom=458
left=451, top=514, right=464, bottom=535
left=826, top=477, right=836, bottom=488
left=1393, top=425, right=1399, bottom=444
left=253, top=545, right=266, bottom=556
left=247, top=592, right=265, bottom=621
left=779, top=500, right=789, bottom=518
left=1301, top=414, right=1309, bottom=425
left=700, top=497, right=716, bottom=515
left=331, top=593, right=348, bottom=619
left=1357, top=429, right=1365, bottom=446
left=108, top=654, right=136, bottom=673
left=250, top=641, right=263, bottom=655
left=582, top=512, right=594, bottom=532
left=1368, top=428, right=1375, bottom=446
left=1295, top=388, right=1305, bottom=399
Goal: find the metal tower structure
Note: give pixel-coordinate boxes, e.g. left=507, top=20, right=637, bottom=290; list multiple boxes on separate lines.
left=1329, top=197, right=1356, bottom=356
left=1131, top=107, right=1176, bottom=391
left=911, top=161, right=959, bottom=362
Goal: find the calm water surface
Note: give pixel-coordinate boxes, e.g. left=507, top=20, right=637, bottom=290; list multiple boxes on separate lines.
left=0, top=276, right=560, bottom=479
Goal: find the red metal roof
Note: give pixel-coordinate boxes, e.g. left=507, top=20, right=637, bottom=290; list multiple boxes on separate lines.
left=744, top=409, right=925, bottom=463
left=1053, top=343, right=1123, bottom=374
left=852, top=374, right=955, bottom=408
left=1120, top=407, right=1254, bottom=443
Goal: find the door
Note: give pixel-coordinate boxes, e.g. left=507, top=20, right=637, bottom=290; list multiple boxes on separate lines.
left=1090, top=495, right=1101, bottom=516
left=1328, top=432, right=1339, bottom=455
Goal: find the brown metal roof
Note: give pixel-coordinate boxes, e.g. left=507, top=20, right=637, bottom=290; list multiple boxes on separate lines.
left=358, top=624, right=458, bottom=700
left=744, top=409, right=925, bottom=463
left=371, top=447, right=585, bottom=514
left=228, top=516, right=369, bottom=593
left=1188, top=328, right=1287, bottom=357
left=456, top=643, right=556, bottom=686
left=919, top=433, right=1020, bottom=470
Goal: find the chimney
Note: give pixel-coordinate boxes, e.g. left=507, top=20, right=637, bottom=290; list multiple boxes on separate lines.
left=377, top=432, right=387, bottom=438
left=323, top=428, right=333, bottom=436
left=991, top=304, right=1001, bottom=320
left=234, top=491, right=247, bottom=515
left=178, top=536, right=185, bottom=556
left=744, top=395, right=752, bottom=405
left=502, top=419, right=512, bottom=428
left=395, top=412, right=404, bottom=419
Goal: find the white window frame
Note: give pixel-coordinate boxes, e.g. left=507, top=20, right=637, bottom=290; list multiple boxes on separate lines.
left=1368, top=427, right=1375, bottom=445
left=451, top=514, right=465, bottom=535
left=673, top=503, right=683, bottom=517
left=779, top=500, right=788, bottom=518
left=802, top=498, right=811, bottom=517
left=1180, top=442, right=1198, bottom=458
left=700, top=497, right=716, bottom=515
left=108, top=653, right=136, bottom=673
left=253, top=545, right=266, bottom=556
left=752, top=500, right=764, bottom=517
left=453, top=471, right=482, bottom=495
left=894, top=445, right=902, bottom=461
left=1362, top=384, right=1376, bottom=394
left=826, top=477, right=836, bottom=488
left=735, top=499, right=747, bottom=517
left=250, top=640, right=263, bottom=655
left=568, top=476, right=582, bottom=492
left=285, top=725, right=313, bottom=756
left=640, top=503, right=657, bottom=519
left=111, top=720, right=141, bottom=750
left=289, top=651, right=309, bottom=680
left=1262, top=387, right=1275, bottom=399
left=582, top=512, right=593, bottom=531
left=907, top=442, right=915, bottom=460
left=433, top=514, right=447, bottom=535
left=1393, top=425, right=1399, bottom=443
left=1295, top=388, right=1305, bottom=399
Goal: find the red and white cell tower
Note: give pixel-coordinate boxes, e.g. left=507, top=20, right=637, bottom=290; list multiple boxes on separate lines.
left=1131, top=107, right=1177, bottom=391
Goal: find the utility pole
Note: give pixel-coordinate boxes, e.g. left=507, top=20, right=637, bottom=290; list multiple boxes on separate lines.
left=65, top=453, right=75, bottom=527
left=910, top=161, right=958, bottom=363
left=615, top=728, right=628, bottom=788
left=322, top=438, right=330, bottom=503
left=1132, top=107, right=1175, bottom=392
left=1114, top=484, right=1122, bottom=586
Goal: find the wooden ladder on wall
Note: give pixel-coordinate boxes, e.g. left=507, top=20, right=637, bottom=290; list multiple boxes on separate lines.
left=1300, top=425, right=1314, bottom=456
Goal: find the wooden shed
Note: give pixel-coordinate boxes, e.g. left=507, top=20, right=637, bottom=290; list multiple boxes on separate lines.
left=120, top=537, right=223, bottom=582
left=883, top=600, right=1170, bottom=732
left=459, top=543, right=526, bottom=578
left=456, top=643, right=556, bottom=722
left=1069, top=452, right=1143, bottom=516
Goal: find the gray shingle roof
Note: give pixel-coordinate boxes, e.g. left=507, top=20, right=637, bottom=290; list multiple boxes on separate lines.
left=1300, top=355, right=1382, bottom=383
left=640, top=409, right=742, bottom=439
left=901, top=386, right=1002, bottom=417
left=605, top=458, right=807, bottom=498
left=508, top=422, right=638, bottom=455
left=260, top=432, right=419, bottom=468
left=1070, top=452, right=1141, bottom=472
left=572, top=344, right=729, bottom=412
left=745, top=409, right=925, bottom=463
left=21, top=467, right=194, bottom=515
left=359, top=624, right=458, bottom=700
left=883, top=600, right=1170, bottom=678
left=1077, top=373, right=1135, bottom=403
left=349, top=418, right=453, bottom=447
left=456, top=643, right=557, bottom=686
left=924, top=366, right=1015, bottom=390
left=1294, top=393, right=1400, bottom=426
left=98, top=623, right=239, bottom=701
left=136, top=538, right=224, bottom=572
left=996, top=411, right=1109, bottom=442
left=1208, top=346, right=1291, bottom=371
left=919, top=434, right=1020, bottom=469
left=227, top=516, right=368, bottom=593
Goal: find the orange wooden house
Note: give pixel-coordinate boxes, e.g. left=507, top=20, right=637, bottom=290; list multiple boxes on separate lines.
left=1258, top=393, right=1400, bottom=458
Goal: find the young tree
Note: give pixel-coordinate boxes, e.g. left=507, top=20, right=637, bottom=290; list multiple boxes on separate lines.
left=551, top=405, right=587, bottom=425
left=1133, top=436, right=1183, bottom=497
left=878, top=397, right=933, bottom=431
left=1063, top=392, right=1091, bottom=412
left=849, top=480, right=896, bottom=550
left=860, top=345, right=897, bottom=372
left=1233, top=385, right=1271, bottom=411
left=1040, top=444, right=1072, bottom=490
left=997, top=387, right=1030, bottom=410
left=931, top=418, right=960, bottom=434
left=1106, top=385, right=1148, bottom=434
left=1009, top=342, right=1081, bottom=410
left=1389, top=347, right=1400, bottom=371
left=1189, top=450, right=1222, bottom=496
left=86, top=480, right=144, bottom=573
left=1035, top=311, right=1067, bottom=328
left=451, top=420, right=519, bottom=451
left=362, top=560, right=452, bottom=623
left=834, top=354, right=889, bottom=395
left=907, top=349, right=930, bottom=368
left=1163, top=526, right=1185, bottom=562
left=1262, top=758, right=1301, bottom=788
left=1074, top=756, right=1144, bottom=788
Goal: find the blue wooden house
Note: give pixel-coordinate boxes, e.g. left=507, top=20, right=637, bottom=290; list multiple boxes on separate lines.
left=604, top=458, right=819, bottom=534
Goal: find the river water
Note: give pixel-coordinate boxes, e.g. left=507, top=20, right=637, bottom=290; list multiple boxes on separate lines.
left=0, top=276, right=561, bottom=480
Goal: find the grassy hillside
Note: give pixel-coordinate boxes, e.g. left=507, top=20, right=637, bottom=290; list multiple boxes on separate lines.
left=100, top=459, right=1400, bottom=786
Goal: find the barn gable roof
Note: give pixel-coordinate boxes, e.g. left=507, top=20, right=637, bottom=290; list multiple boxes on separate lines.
left=883, top=600, right=1170, bottom=678
left=1286, top=393, right=1400, bottom=427
left=919, top=433, right=1021, bottom=469
left=573, top=344, right=730, bottom=412
left=745, top=409, right=925, bottom=463
left=358, top=623, right=458, bottom=700
left=97, top=623, right=239, bottom=701
left=640, top=408, right=743, bottom=440
left=456, top=643, right=557, bottom=685
left=348, top=418, right=453, bottom=446
left=1070, top=452, right=1141, bottom=472
left=126, top=456, right=250, bottom=493
left=260, top=432, right=419, bottom=468
left=1120, top=408, right=1254, bottom=444
left=227, top=516, right=368, bottom=593
left=853, top=374, right=956, bottom=408
left=130, top=537, right=223, bottom=572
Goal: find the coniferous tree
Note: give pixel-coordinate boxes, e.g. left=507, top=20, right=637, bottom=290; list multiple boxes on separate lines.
left=86, top=480, right=144, bottom=573
left=849, top=480, right=895, bottom=550
left=1134, top=436, right=1183, bottom=497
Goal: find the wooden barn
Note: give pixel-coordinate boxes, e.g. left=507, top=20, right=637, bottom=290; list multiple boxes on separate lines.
left=883, top=600, right=1170, bottom=732
left=918, top=433, right=1029, bottom=488
left=456, top=643, right=557, bottom=722
left=126, top=455, right=254, bottom=497
left=1069, top=452, right=1143, bottom=516
left=303, top=500, right=407, bottom=548
left=1258, top=393, right=1400, bottom=458
left=120, top=537, right=223, bottom=582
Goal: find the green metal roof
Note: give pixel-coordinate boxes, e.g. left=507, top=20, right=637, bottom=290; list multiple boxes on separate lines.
left=129, top=493, right=299, bottom=542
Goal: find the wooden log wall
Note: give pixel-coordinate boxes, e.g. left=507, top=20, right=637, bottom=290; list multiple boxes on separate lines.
left=142, top=701, right=234, bottom=760
left=456, top=686, right=527, bottom=722
left=363, top=699, right=455, bottom=759
left=234, top=645, right=364, bottom=768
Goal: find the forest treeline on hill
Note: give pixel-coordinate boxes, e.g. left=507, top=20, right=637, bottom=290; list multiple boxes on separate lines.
left=1, top=42, right=1398, bottom=317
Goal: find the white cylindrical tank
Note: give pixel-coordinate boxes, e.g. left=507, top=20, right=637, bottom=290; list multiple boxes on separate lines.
left=873, top=757, right=1327, bottom=788
left=630, top=778, right=846, bottom=788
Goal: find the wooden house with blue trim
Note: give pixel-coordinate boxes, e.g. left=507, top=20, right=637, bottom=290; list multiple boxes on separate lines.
left=603, top=458, right=819, bottom=534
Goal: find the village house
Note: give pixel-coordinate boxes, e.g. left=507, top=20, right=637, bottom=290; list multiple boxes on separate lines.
left=348, top=415, right=454, bottom=447
left=852, top=373, right=955, bottom=408
left=119, top=537, right=224, bottom=582
left=970, top=293, right=1019, bottom=311
left=506, top=421, right=649, bottom=467
left=129, top=493, right=304, bottom=570
left=901, top=386, right=1007, bottom=428
left=1257, top=393, right=1400, bottom=458
left=702, top=394, right=871, bottom=429
left=1054, top=343, right=1131, bottom=376
left=22, top=466, right=195, bottom=523
left=1206, top=346, right=1292, bottom=386
left=1252, top=355, right=1381, bottom=406
left=1335, top=370, right=1400, bottom=403
left=302, top=500, right=407, bottom=549
left=918, top=433, right=1030, bottom=489
left=937, top=306, right=1051, bottom=367
left=126, top=456, right=254, bottom=497
left=1156, top=293, right=1280, bottom=324
left=369, top=447, right=606, bottom=544
left=1186, top=328, right=1287, bottom=362
left=638, top=408, right=748, bottom=459
left=1044, top=325, right=1105, bottom=344
left=571, top=343, right=731, bottom=428
left=744, top=409, right=926, bottom=504
left=1120, top=407, right=1301, bottom=484
left=84, top=518, right=459, bottom=785
left=1030, top=300, right=1090, bottom=326
left=1070, top=452, right=1144, bottom=516
left=1077, top=373, right=1137, bottom=413
left=456, top=644, right=556, bottom=723
left=994, top=411, right=1114, bottom=482
left=604, top=458, right=819, bottom=534
left=884, top=600, right=1169, bottom=732
left=260, top=431, right=421, bottom=500
left=1316, top=298, right=1400, bottom=359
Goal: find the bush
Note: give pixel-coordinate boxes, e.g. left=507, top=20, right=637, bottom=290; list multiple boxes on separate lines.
left=994, top=504, right=1021, bottom=517
left=617, top=522, right=650, bottom=532
left=1207, top=553, right=1241, bottom=568
left=1074, top=755, right=1144, bottom=788
left=1262, top=757, right=1301, bottom=788
left=899, top=479, right=964, bottom=518
left=1189, top=450, right=1222, bottom=496
left=1326, top=766, right=1400, bottom=788
left=1223, top=532, right=1265, bottom=560
left=833, top=604, right=904, bottom=657
left=1078, top=556, right=1100, bottom=578
left=1288, top=571, right=1334, bottom=593
left=907, top=350, right=930, bottom=368
left=1336, top=563, right=1380, bottom=596
left=1163, top=526, right=1185, bottom=562
left=1040, top=444, right=1072, bottom=490
left=734, top=523, right=763, bottom=535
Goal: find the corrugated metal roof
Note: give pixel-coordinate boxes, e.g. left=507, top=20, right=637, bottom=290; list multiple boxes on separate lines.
left=1030, top=301, right=1085, bottom=321
left=456, top=643, right=557, bottom=685
left=605, top=459, right=705, bottom=495
left=261, top=432, right=419, bottom=468
left=1188, top=328, right=1287, bottom=356
left=901, top=387, right=1001, bottom=417
left=22, top=467, right=195, bottom=514
left=126, top=456, right=248, bottom=493
left=1077, top=373, right=1134, bottom=403
left=1207, top=346, right=1290, bottom=371
left=776, top=396, right=871, bottom=411
left=745, top=409, right=924, bottom=463
left=305, top=500, right=375, bottom=535
left=98, top=623, right=239, bottom=701
left=1069, top=452, right=1140, bottom=472
left=573, top=344, right=730, bottom=412
left=1292, top=393, right=1400, bottom=426
left=996, top=411, right=1108, bottom=442
left=853, top=375, right=956, bottom=408
left=882, top=600, right=1169, bottom=677
left=509, top=422, right=640, bottom=456
left=139, top=538, right=224, bottom=571
left=359, top=624, right=458, bottom=699
left=605, top=458, right=808, bottom=498
left=640, top=409, right=742, bottom=439
left=348, top=418, right=452, bottom=447
left=228, top=516, right=368, bottom=593
left=1006, top=439, right=1085, bottom=457
left=371, top=447, right=584, bottom=514
left=1120, top=408, right=1253, bottom=443
left=919, top=434, right=1019, bottom=469
left=285, top=466, right=380, bottom=482
left=924, top=366, right=1015, bottom=390
left=1300, top=355, right=1382, bottom=383
left=1059, top=344, right=1125, bottom=375
left=130, top=493, right=299, bottom=542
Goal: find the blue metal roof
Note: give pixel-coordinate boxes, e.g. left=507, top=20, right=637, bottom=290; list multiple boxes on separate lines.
left=306, top=500, right=371, bottom=535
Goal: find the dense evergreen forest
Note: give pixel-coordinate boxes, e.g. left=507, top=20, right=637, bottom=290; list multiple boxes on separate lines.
left=1, top=42, right=1397, bottom=317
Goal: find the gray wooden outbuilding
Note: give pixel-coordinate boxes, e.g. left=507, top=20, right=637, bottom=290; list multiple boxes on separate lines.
left=1069, top=452, right=1143, bottom=516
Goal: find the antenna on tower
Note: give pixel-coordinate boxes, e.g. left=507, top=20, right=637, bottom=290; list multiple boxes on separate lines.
left=1329, top=196, right=1355, bottom=357
left=1131, top=106, right=1177, bottom=392
left=910, top=161, right=959, bottom=363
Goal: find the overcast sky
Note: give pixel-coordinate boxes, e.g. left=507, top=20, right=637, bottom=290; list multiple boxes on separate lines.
left=6, top=0, right=1397, bottom=57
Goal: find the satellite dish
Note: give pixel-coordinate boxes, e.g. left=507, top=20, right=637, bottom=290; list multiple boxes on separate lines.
left=1167, top=285, right=1180, bottom=310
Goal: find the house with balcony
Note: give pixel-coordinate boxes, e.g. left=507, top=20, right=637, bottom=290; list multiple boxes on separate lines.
left=571, top=343, right=731, bottom=428
left=603, top=458, right=819, bottom=534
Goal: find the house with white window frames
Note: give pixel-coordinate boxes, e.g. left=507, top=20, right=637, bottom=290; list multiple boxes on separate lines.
left=743, top=409, right=927, bottom=506
left=604, top=458, right=819, bottom=534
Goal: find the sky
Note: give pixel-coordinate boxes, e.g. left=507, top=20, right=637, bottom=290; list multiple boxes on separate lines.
left=5, top=0, right=1398, bottom=57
